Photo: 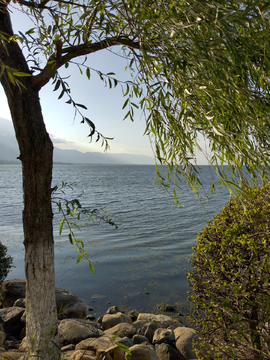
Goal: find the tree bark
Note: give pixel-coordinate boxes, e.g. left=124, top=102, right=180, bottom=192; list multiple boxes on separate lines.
left=0, top=4, right=59, bottom=359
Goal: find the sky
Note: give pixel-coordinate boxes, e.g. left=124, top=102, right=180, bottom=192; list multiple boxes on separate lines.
left=0, top=2, right=208, bottom=164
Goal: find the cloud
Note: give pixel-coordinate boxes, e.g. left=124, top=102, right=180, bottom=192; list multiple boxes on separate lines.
left=50, top=134, right=77, bottom=144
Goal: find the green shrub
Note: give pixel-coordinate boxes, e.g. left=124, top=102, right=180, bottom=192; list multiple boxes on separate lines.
left=0, top=242, right=12, bottom=284
left=187, top=184, right=270, bottom=359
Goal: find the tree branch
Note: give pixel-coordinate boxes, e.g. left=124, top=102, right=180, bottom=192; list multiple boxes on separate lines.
left=32, top=37, right=140, bottom=90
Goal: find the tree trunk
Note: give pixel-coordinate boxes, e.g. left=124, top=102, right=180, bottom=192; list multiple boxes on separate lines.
left=0, top=4, right=59, bottom=359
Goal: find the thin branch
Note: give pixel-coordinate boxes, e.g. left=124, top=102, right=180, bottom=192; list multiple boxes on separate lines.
left=32, top=37, right=140, bottom=89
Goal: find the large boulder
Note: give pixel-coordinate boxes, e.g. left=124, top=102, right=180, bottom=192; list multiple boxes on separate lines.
left=102, top=312, right=132, bottom=330
left=0, top=307, right=25, bottom=339
left=104, top=322, right=136, bottom=338
left=155, top=343, right=186, bottom=360
left=69, top=350, right=96, bottom=360
left=55, top=288, right=86, bottom=319
left=1, top=279, right=86, bottom=319
left=126, top=343, right=158, bottom=360
left=174, top=327, right=197, bottom=359
left=137, top=314, right=174, bottom=328
left=1, top=279, right=26, bottom=308
left=137, top=322, right=159, bottom=343
left=59, top=319, right=104, bottom=346
left=152, top=328, right=175, bottom=346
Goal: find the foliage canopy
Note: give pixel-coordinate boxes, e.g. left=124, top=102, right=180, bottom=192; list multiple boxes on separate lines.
left=2, top=0, right=270, bottom=195
left=188, top=185, right=270, bottom=359
left=0, top=242, right=12, bottom=284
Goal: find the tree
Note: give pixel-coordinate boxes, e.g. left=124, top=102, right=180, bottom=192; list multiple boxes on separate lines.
left=0, top=0, right=270, bottom=358
left=187, top=185, right=270, bottom=359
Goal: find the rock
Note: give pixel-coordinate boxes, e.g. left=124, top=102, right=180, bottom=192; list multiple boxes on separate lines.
left=155, top=343, right=186, bottom=360
left=61, top=344, right=76, bottom=351
left=56, top=288, right=86, bottom=319
left=132, top=320, right=148, bottom=331
left=69, top=350, right=96, bottom=360
left=126, top=343, right=158, bottom=360
left=76, top=335, right=127, bottom=359
left=0, top=323, right=6, bottom=346
left=102, top=312, right=132, bottom=330
left=18, top=336, right=27, bottom=352
left=76, top=335, right=115, bottom=351
left=4, top=335, right=21, bottom=350
left=156, top=303, right=177, bottom=312
left=137, top=314, right=174, bottom=328
left=106, top=306, right=120, bottom=314
left=137, top=322, right=158, bottom=343
left=0, top=350, right=23, bottom=359
left=104, top=322, right=136, bottom=338
left=132, top=334, right=149, bottom=344
left=97, top=343, right=126, bottom=360
left=1, top=279, right=86, bottom=319
left=153, top=328, right=175, bottom=345
left=59, top=318, right=104, bottom=345
left=0, top=307, right=25, bottom=338
left=115, top=336, right=134, bottom=348
left=127, top=310, right=139, bottom=321
left=174, top=327, right=197, bottom=359
left=86, top=314, right=95, bottom=321
left=13, top=299, right=25, bottom=308
left=1, top=280, right=26, bottom=308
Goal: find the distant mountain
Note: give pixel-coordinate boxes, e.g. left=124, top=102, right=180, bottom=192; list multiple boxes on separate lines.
left=0, top=117, right=154, bottom=165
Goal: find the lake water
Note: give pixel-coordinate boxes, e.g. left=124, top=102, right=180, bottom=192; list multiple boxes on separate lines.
left=0, top=164, right=229, bottom=319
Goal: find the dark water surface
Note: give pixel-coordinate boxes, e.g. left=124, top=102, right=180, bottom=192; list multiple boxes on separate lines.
left=0, top=164, right=229, bottom=318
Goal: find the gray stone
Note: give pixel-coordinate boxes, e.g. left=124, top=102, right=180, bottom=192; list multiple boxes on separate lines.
left=97, top=343, right=126, bottom=360
left=56, top=287, right=86, bottom=319
left=137, top=313, right=174, bottom=328
left=116, top=336, right=134, bottom=348
left=1, top=279, right=26, bottom=308
left=104, top=322, right=136, bottom=338
left=1, top=279, right=86, bottom=319
left=59, top=318, right=104, bottom=345
left=0, top=307, right=25, bottom=338
left=126, top=343, right=158, bottom=360
left=69, top=349, right=96, bottom=360
left=0, top=323, right=5, bottom=346
left=132, top=334, right=149, bottom=344
left=174, top=327, right=197, bottom=359
left=13, top=298, right=25, bottom=308
left=106, top=306, right=120, bottom=314
left=155, top=343, right=186, bottom=360
left=132, top=320, right=148, bottom=331
left=102, top=312, right=132, bottom=330
left=127, top=310, right=139, bottom=321
left=138, top=322, right=158, bottom=343
left=153, top=328, right=175, bottom=345
left=61, top=343, right=76, bottom=351
left=76, top=335, right=115, bottom=351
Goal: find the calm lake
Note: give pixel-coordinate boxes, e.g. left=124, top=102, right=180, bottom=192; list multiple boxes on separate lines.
left=0, top=164, right=229, bottom=318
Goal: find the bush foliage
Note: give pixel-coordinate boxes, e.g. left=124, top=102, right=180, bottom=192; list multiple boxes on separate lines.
left=0, top=242, right=12, bottom=284
left=187, top=184, right=270, bottom=359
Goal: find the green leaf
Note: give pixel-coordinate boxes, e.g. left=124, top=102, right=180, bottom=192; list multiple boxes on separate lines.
left=12, top=71, right=31, bottom=77
left=122, top=98, right=129, bottom=110
left=115, top=342, right=132, bottom=355
left=89, top=262, right=95, bottom=274
left=53, top=79, right=61, bottom=91
left=68, top=233, right=73, bottom=244
left=75, top=103, right=88, bottom=110
left=59, top=220, right=64, bottom=235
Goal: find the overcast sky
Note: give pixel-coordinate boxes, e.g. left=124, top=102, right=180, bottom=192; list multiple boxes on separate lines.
left=0, top=3, right=209, bottom=164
